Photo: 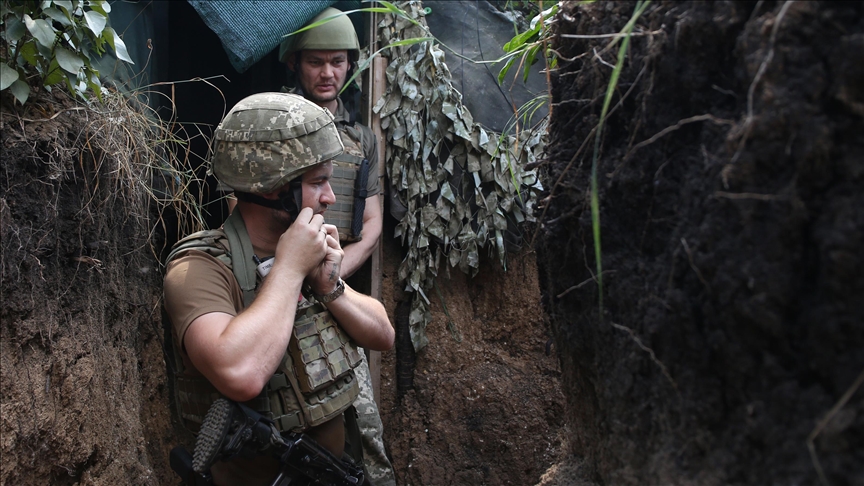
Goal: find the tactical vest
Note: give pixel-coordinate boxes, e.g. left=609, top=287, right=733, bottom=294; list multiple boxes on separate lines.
left=280, top=86, right=371, bottom=243
left=165, top=210, right=362, bottom=434
left=329, top=123, right=370, bottom=243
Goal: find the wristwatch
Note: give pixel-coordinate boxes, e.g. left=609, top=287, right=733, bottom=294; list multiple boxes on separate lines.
left=314, top=278, right=345, bottom=304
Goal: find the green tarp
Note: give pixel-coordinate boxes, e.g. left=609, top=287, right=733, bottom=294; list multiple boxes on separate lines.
left=187, top=0, right=341, bottom=73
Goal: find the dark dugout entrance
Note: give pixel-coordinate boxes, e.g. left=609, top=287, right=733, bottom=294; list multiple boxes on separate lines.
left=145, top=1, right=367, bottom=231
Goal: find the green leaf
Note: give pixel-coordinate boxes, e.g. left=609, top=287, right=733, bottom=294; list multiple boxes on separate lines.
left=104, top=27, right=134, bottom=64
left=339, top=37, right=431, bottom=96
left=589, top=0, right=651, bottom=315
left=9, top=78, right=30, bottom=104
left=502, top=35, right=522, bottom=54
left=83, top=10, right=106, bottom=37
left=43, top=7, right=73, bottom=27
left=35, top=40, right=53, bottom=62
left=24, top=14, right=58, bottom=48
left=64, top=72, right=77, bottom=96
left=44, top=57, right=64, bottom=85
left=69, top=1, right=84, bottom=17
left=55, top=45, right=84, bottom=74
left=87, top=75, right=102, bottom=102
left=0, top=63, right=20, bottom=90
left=83, top=32, right=104, bottom=56
left=4, top=16, right=26, bottom=42
left=523, top=45, right=540, bottom=82
left=54, top=0, right=73, bottom=15
left=285, top=10, right=347, bottom=38
left=284, top=3, right=421, bottom=39
left=385, top=36, right=433, bottom=48
left=497, top=56, right=516, bottom=85
left=89, top=0, right=110, bottom=15
left=20, top=40, right=39, bottom=67
left=503, top=23, right=540, bottom=53
left=375, top=1, right=422, bottom=25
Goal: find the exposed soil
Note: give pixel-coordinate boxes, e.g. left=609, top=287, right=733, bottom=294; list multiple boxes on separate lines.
left=1, top=89, right=563, bottom=485
left=535, top=1, right=863, bottom=485
left=1, top=90, right=176, bottom=485
left=378, top=223, right=565, bottom=486
left=3, top=2, right=862, bottom=486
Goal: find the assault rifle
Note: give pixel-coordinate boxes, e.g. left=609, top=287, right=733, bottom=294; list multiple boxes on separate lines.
left=170, top=398, right=364, bottom=486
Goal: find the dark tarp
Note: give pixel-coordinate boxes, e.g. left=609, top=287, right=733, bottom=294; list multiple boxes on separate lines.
left=187, top=0, right=341, bottom=73
left=185, top=0, right=547, bottom=131
left=92, top=1, right=167, bottom=96
left=423, top=0, right=549, bottom=133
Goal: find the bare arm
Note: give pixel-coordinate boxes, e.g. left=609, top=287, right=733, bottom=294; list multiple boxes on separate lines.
left=183, top=208, right=329, bottom=402
left=323, top=283, right=394, bottom=351
left=309, top=223, right=394, bottom=351
left=340, top=194, right=383, bottom=278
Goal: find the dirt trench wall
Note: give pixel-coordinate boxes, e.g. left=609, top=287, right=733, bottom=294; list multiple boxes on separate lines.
left=378, top=228, right=566, bottom=486
left=535, top=1, right=863, bottom=485
left=0, top=85, right=565, bottom=486
left=0, top=93, right=176, bottom=485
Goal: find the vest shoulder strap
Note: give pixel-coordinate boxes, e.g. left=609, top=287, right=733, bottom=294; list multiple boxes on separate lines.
left=165, top=229, right=231, bottom=267
left=165, top=209, right=257, bottom=307
left=222, top=209, right=256, bottom=308
left=332, top=123, right=366, bottom=165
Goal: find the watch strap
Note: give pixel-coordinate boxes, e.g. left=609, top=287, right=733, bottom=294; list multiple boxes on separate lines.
left=314, top=277, right=345, bottom=304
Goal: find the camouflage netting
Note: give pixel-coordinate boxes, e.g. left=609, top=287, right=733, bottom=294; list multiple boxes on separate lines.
left=372, top=1, right=546, bottom=351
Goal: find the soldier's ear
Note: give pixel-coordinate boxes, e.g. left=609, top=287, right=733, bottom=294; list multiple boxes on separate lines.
left=286, top=52, right=299, bottom=73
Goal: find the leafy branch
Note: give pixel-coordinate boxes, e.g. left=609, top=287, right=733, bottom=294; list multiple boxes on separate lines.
left=497, top=1, right=561, bottom=86
left=1, top=0, right=134, bottom=105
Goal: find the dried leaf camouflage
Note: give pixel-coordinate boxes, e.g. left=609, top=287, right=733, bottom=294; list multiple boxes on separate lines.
left=372, top=1, right=545, bottom=351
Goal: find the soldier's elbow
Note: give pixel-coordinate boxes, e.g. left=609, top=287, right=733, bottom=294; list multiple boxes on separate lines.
left=214, top=369, right=267, bottom=403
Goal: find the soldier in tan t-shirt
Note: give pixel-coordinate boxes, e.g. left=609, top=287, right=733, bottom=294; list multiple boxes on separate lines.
left=163, top=93, right=394, bottom=486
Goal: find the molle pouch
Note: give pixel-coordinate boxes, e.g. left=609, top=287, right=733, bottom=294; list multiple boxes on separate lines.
left=289, top=309, right=363, bottom=394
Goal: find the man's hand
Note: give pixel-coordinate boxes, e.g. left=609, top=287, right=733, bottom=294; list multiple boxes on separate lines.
left=308, top=224, right=344, bottom=295
left=274, top=207, right=329, bottom=278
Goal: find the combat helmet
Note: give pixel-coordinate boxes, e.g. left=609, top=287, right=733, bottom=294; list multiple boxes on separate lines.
left=211, top=92, right=344, bottom=196
left=279, top=7, right=361, bottom=63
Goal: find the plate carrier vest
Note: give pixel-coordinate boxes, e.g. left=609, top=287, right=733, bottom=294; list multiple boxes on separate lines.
left=165, top=210, right=362, bottom=434
left=328, top=121, right=372, bottom=243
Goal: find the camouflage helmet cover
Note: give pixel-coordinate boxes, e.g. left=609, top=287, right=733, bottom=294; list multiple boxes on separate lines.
left=211, top=92, right=344, bottom=194
left=279, top=7, right=361, bottom=63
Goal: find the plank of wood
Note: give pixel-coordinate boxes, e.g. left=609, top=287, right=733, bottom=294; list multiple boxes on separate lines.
left=364, top=9, right=389, bottom=402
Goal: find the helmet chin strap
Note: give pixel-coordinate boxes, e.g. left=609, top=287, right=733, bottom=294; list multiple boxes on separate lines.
left=235, top=180, right=303, bottom=221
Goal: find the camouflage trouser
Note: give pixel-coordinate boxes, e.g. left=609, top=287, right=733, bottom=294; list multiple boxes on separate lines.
left=354, top=350, right=396, bottom=486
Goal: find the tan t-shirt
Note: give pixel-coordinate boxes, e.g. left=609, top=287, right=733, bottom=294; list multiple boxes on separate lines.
left=163, top=251, right=244, bottom=351
left=164, top=251, right=283, bottom=485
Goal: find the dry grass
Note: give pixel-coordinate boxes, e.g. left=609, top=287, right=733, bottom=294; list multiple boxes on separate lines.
left=81, top=87, right=208, bottom=259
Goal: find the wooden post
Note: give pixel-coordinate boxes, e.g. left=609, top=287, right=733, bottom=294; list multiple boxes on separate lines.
left=363, top=7, right=389, bottom=403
